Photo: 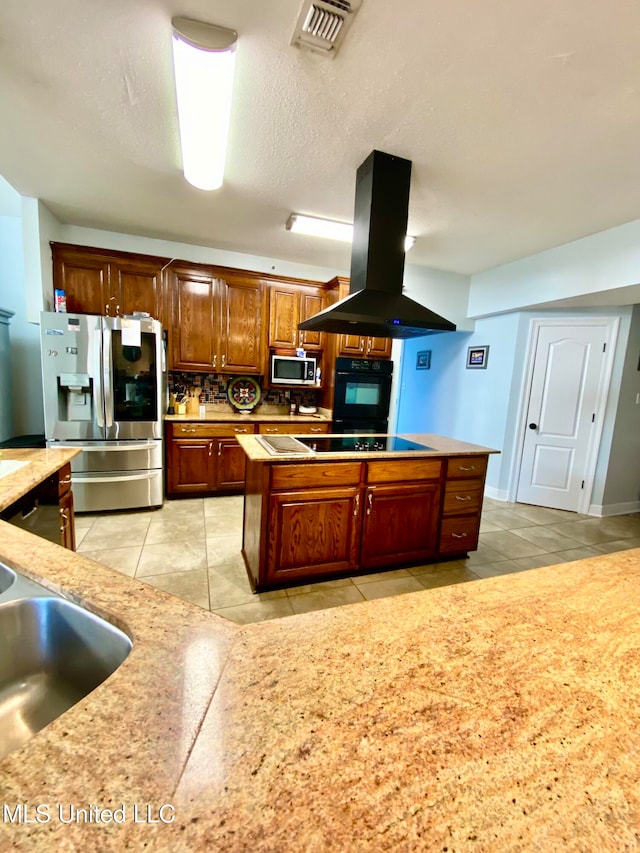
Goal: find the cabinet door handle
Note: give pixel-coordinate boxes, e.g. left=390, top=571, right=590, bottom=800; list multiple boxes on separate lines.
left=455, top=495, right=472, bottom=502
left=217, top=443, right=222, bottom=457
left=360, top=340, right=364, bottom=351
left=209, top=442, right=214, bottom=457
left=59, top=475, right=72, bottom=486
left=457, top=465, right=475, bottom=472
left=213, top=355, right=217, bottom=368
left=366, top=492, right=373, bottom=515
left=353, top=493, right=360, bottom=516
left=451, top=532, right=468, bottom=539
left=221, top=354, right=226, bottom=368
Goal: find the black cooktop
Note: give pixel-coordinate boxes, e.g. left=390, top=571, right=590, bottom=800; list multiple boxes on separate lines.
left=297, top=435, right=435, bottom=453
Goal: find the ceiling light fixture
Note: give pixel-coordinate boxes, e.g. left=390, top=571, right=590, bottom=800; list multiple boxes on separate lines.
left=171, top=17, right=237, bottom=191
left=286, top=213, right=415, bottom=251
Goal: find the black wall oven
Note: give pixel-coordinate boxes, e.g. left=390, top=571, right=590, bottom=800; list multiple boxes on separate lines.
left=332, top=357, right=393, bottom=433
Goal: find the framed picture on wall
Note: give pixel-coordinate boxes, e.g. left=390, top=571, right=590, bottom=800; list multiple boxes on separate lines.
left=466, top=345, right=489, bottom=369
left=416, top=350, right=431, bottom=370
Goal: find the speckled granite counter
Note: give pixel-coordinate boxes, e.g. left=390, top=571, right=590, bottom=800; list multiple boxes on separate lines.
left=0, top=447, right=80, bottom=512
left=238, top=430, right=499, bottom=461
left=1, top=509, right=640, bottom=850
left=165, top=405, right=331, bottom=425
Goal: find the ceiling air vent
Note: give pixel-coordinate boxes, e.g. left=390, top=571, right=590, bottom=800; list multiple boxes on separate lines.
left=291, top=0, right=362, bottom=56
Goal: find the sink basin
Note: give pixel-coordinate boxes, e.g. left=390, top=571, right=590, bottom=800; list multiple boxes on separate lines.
left=0, top=596, right=132, bottom=759
left=0, top=563, right=16, bottom=595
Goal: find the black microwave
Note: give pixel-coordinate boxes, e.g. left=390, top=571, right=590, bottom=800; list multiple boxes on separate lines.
left=270, top=354, right=317, bottom=385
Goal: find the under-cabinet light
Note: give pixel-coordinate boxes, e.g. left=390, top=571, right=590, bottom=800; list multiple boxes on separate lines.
left=171, top=17, right=237, bottom=191
left=286, top=213, right=415, bottom=251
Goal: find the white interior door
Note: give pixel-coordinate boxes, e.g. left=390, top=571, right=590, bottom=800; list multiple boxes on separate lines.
left=516, top=323, right=610, bottom=511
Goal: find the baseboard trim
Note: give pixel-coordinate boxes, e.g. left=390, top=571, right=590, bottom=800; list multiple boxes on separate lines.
left=484, top=486, right=510, bottom=502
left=587, top=500, right=640, bottom=517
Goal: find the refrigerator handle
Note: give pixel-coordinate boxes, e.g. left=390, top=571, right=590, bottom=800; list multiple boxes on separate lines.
left=93, top=322, right=105, bottom=428
left=103, top=325, right=114, bottom=428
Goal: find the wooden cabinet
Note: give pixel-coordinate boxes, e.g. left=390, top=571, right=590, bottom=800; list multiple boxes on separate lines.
left=243, top=456, right=448, bottom=591
left=268, top=283, right=326, bottom=352
left=438, top=456, right=488, bottom=555
left=257, top=422, right=330, bottom=436
left=1, top=462, right=75, bottom=551
left=329, top=279, right=392, bottom=359
left=51, top=243, right=166, bottom=321
left=260, top=462, right=363, bottom=587
left=169, top=264, right=264, bottom=373
left=360, top=459, right=442, bottom=570
left=337, top=333, right=392, bottom=359
left=166, top=422, right=256, bottom=496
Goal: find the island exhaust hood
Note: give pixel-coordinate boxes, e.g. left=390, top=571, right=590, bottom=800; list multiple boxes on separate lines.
left=298, top=150, right=456, bottom=340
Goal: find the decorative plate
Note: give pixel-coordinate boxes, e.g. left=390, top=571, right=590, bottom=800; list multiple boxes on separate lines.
left=227, top=376, right=262, bottom=413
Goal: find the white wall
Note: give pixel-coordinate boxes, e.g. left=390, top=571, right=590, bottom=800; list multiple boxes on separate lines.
left=468, top=219, right=640, bottom=318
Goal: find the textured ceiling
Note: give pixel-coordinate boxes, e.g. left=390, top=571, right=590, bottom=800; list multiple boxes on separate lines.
left=1, top=0, right=640, bottom=276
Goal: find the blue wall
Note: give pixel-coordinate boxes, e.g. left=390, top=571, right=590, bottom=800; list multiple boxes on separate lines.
left=395, top=314, right=521, bottom=491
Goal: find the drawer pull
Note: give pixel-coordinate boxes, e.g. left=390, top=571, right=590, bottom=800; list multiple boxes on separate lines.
left=234, top=428, right=249, bottom=433
left=451, top=532, right=468, bottom=539
left=457, top=465, right=475, bottom=472
left=180, top=428, right=196, bottom=433
left=59, top=475, right=72, bottom=486
left=265, top=427, right=279, bottom=433
left=455, top=495, right=472, bottom=502
left=310, top=427, right=323, bottom=432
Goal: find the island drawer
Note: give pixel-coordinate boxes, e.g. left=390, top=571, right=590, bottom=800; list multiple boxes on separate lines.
left=366, top=458, right=442, bottom=484
left=169, top=423, right=256, bottom=438
left=442, top=480, right=484, bottom=515
left=270, top=462, right=362, bottom=490
left=446, top=456, right=488, bottom=480
left=439, top=516, right=481, bottom=553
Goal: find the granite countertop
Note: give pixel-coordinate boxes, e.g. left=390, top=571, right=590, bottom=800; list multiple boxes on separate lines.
left=238, top=431, right=500, bottom=462
left=2, top=456, right=640, bottom=849
left=0, top=447, right=81, bottom=512
left=165, top=404, right=332, bottom=425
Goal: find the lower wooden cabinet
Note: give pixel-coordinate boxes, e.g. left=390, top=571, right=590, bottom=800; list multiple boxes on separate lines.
left=437, top=456, right=488, bottom=556
left=243, top=455, right=479, bottom=590
left=257, top=422, right=329, bottom=436
left=1, top=463, right=76, bottom=551
left=165, top=420, right=330, bottom=497
left=166, top=422, right=256, bottom=497
left=360, top=481, right=440, bottom=569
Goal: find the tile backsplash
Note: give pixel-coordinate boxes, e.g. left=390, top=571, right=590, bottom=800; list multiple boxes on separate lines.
left=168, top=372, right=321, bottom=409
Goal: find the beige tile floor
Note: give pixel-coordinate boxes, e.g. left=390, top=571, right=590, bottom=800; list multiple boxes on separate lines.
left=76, top=496, right=640, bottom=625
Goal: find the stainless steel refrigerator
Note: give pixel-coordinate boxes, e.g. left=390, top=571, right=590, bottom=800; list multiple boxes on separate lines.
left=40, top=311, right=166, bottom=512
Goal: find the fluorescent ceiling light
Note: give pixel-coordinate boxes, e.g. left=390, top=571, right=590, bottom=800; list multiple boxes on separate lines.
left=286, top=213, right=415, bottom=251
left=171, top=17, right=237, bottom=191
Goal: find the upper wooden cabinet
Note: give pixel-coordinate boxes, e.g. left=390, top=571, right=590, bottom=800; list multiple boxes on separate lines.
left=268, top=282, right=326, bottom=352
left=51, top=243, right=166, bottom=322
left=327, top=277, right=392, bottom=360
left=169, top=264, right=265, bottom=374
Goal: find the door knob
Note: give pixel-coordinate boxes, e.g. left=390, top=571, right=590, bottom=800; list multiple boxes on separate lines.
left=528, top=423, right=538, bottom=430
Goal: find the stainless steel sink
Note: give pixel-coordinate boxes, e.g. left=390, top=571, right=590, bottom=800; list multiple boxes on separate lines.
left=0, top=563, right=15, bottom=595
left=0, top=573, right=132, bottom=759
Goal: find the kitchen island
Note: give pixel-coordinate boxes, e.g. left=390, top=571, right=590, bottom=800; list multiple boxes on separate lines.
left=1, top=510, right=640, bottom=850
left=238, top=432, right=499, bottom=591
